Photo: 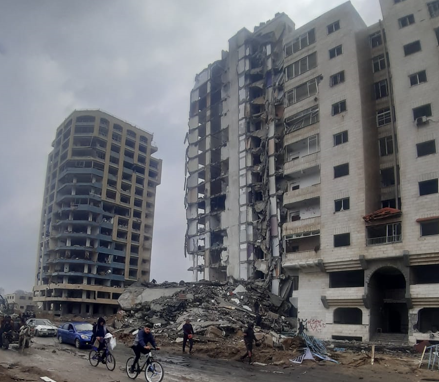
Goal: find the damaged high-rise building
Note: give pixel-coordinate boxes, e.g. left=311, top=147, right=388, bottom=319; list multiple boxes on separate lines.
left=34, top=110, right=162, bottom=316
left=185, top=0, right=439, bottom=344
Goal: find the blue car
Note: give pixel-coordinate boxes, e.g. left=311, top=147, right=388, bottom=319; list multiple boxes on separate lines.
left=57, top=322, right=93, bottom=349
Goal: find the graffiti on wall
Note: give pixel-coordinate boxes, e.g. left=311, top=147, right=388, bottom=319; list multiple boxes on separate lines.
left=299, top=318, right=326, bottom=333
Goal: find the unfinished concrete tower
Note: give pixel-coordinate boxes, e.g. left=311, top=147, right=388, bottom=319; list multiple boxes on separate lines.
left=34, top=110, right=162, bottom=316
left=185, top=13, right=295, bottom=286
left=185, top=1, right=439, bottom=344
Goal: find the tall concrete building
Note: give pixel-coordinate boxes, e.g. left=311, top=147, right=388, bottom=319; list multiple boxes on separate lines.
left=34, top=110, right=161, bottom=316
left=185, top=0, right=439, bottom=343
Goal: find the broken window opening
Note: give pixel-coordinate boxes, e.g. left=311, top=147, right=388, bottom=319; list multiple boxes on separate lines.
left=419, top=179, right=438, bottom=196
left=418, top=308, right=439, bottom=333
left=210, top=195, right=226, bottom=212
left=413, top=104, right=432, bottom=121
left=334, top=308, right=362, bottom=325
left=211, top=117, right=221, bottom=135
left=285, top=105, right=319, bottom=133
left=417, top=140, right=436, bottom=157
left=404, top=40, right=421, bottom=56
left=330, top=71, right=345, bottom=87
left=329, top=270, right=364, bottom=288
left=367, top=222, right=402, bottom=246
left=412, top=265, right=439, bottom=284
left=210, top=177, right=228, bottom=196
left=381, top=167, right=396, bottom=187
left=420, top=220, right=439, bottom=236
left=334, top=233, right=350, bottom=247
left=370, top=31, right=383, bottom=48
left=381, top=198, right=402, bottom=209
left=211, top=90, right=221, bottom=105
left=285, top=28, right=315, bottom=57
left=327, top=20, right=340, bottom=34
left=334, top=163, right=349, bottom=178
left=373, top=54, right=386, bottom=73
left=254, top=271, right=265, bottom=280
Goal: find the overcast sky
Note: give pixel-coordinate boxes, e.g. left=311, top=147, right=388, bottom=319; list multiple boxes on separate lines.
left=0, top=0, right=381, bottom=294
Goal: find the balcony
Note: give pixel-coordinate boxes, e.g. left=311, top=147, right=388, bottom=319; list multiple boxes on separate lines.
left=322, top=287, right=364, bottom=307
left=284, top=183, right=320, bottom=207
left=58, top=168, right=104, bottom=180
left=283, top=250, right=320, bottom=269
left=284, top=152, right=320, bottom=176
left=366, top=235, right=402, bottom=246
left=283, top=216, right=321, bottom=237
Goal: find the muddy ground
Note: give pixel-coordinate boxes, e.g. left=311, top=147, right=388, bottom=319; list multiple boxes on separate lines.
left=0, top=336, right=437, bottom=382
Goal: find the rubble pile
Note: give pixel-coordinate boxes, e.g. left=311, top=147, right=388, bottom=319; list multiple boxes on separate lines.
left=115, top=280, right=295, bottom=346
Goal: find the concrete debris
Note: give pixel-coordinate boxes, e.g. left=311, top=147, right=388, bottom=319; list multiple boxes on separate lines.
left=116, top=280, right=294, bottom=344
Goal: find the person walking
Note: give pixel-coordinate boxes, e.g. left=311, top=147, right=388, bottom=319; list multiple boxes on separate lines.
left=240, top=322, right=258, bottom=364
left=182, top=319, right=194, bottom=354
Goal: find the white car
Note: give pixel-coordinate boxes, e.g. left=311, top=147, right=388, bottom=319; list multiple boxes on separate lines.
left=26, top=319, right=58, bottom=337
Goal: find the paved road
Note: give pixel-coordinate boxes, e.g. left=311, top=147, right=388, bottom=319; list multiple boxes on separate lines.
left=0, top=336, right=426, bottom=382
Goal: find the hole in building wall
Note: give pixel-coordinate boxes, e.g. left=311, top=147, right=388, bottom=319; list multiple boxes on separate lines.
left=329, top=270, right=364, bottom=288
left=334, top=308, right=362, bottom=325
left=418, top=308, right=439, bottom=333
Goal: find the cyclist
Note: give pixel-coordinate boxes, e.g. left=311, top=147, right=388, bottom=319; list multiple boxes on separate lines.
left=129, top=324, right=160, bottom=374
left=92, top=317, right=109, bottom=359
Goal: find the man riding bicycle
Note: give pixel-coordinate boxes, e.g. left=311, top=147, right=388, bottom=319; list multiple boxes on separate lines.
left=129, top=324, right=160, bottom=374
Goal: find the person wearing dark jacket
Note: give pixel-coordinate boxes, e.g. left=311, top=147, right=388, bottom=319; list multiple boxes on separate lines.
left=182, top=319, right=194, bottom=354
left=130, top=325, right=160, bottom=373
left=0, top=316, right=13, bottom=348
left=92, top=317, right=108, bottom=353
left=240, top=323, right=258, bottom=363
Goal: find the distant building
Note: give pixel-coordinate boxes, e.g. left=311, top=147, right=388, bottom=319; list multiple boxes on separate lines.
left=33, top=110, right=162, bottom=316
left=6, top=292, right=34, bottom=313
left=185, top=1, right=439, bottom=343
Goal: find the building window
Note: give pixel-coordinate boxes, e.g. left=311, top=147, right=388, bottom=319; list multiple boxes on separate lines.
left=417, top=140, right=436, bottom=157
left=367, top=222, right=402, bottom=246
left=399, top=14, right=415, bottom=28
left=410, top=70, right=427, bottom=86
left=329, top=45, right=343, bottom=59
left=377, top=107, right=392, bottom=127
left=330, top=71, right=345, bottom=87
left=285, top=52, right=317, bottom=80
left=335, top=197, right=350, bottom=212
left=327, top=21, right=340, bottom=34
left=428, top=1, right=439, bottom=18
left=332, top=100, right=346, bottom=115
left=421, top=220, right=439, bottom=236
left=419, top=179, right=438, bottom=196
left=381, top=167, right=396, bottom=187
left=413, top=104, right=432, bottom=120
left=435, top=27, right=439, bottom=45
left=404, top=41, right=421, bottom=56
left=334, top=163, right=349, bottom=178
left=370, top=32, right=383, bottom=48
left=372, top=54, right=386, bottom=73
left=286, top=77, right=319, bottom=105
left=285, top=29, right=316, bottom=57
left=334, top=233, right=350, bottom=247
left=285, top=105, right=319, bottom=132
left=333, top=131, right=348, bottom=146
left=379, top=136, right=394, bottom=157
left=374, top=79, right=389, bottom=99
left=334, top=308, right=362, bottom=324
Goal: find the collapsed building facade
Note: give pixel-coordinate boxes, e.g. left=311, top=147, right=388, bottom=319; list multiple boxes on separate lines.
left=185, top=0, right=439, bottom=344
left=34, top=110, right=162, bottom=316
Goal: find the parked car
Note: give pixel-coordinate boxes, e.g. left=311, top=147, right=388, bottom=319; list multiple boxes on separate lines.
left=57, top=322, right=93, bottom=348
left=26, top=318, right=58, bottom=337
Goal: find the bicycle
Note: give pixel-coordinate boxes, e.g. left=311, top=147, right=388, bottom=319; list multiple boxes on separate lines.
left=88, top=335, right=116, bottom=371
left=126, top=349, right=164, bottom=381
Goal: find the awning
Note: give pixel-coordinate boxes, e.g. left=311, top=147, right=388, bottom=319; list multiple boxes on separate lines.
left=363, top=207, right=402, bottom=223
left=416, top=216, right=439, bottom=223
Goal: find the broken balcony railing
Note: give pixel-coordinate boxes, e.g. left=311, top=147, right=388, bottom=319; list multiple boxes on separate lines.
left=366, top=234, right=402, bottom=246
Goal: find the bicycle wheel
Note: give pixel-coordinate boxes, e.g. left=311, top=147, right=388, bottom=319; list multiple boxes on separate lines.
left=126, top=357, right=139, bottom=379
left=105, top=352, right=116, bottom=371
left=89, top=350, right=100, bottom=367
left=145, top=361, right=164, bottom=382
